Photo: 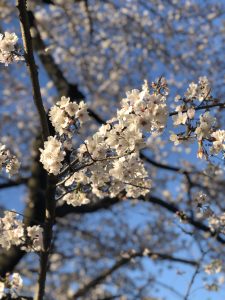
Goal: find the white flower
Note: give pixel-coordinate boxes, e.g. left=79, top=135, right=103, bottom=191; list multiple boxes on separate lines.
left=174, top=95, right=181, bottom=102
left=198, top=76, right=211, bottom=101
left=49, top=105, right=69, bottom=136
left=185, top=82, right=198, bottom=99
left=204, top=260, right=222, bottom=275
left=0, top=144, right=7, bottom=171
left=210, top=130, right=225, bottom=154
left=0, top=211, right=24, bottom=249
left=109, top=153, right=151, bottom=198
left=76, top=101, right=89, bottom=124
left=0, top=143, right=20, bottom=176
left=5, top=156, right=20, bottom=176
left=65, top=102, right=79, bottom=117
left=49, top=97, right=89, bottom=136
left=0, top=282, right=5, bottom=299
left=0, top=211, right=44, bottom=253
left=40, top=136, right=65, bottom=175
left=187, top=107, right=195, bottom=119
left=63, top=192, right=90, bottom=207
left=185, top=77, right=211, bottom=101
left=119, top=81, right=168, bottom=134
left=170, top=133, right=180, bottom=146
left=194, top=192, right=208, bottom=205
left=58, top=96, right=70, bottom=108
left=26, top=226, right=43, bottom=252
left=0, top=32, right=23, bottom=66
left=0, top=273, right=23, bottom=299
left=195, top=112, right=215, bottom=140
left=173, top=112, right=188, bottom=126
left=11, top=273, right=23, bottom=293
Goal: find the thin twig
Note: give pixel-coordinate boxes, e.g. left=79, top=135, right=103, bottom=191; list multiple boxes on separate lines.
left=183, top=252, right=206, bottom=300
left=169, top=101, right=225, bottom=116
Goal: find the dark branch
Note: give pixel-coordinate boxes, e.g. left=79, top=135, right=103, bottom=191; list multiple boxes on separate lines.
left=56, top=194, right=225, bottom=245
left=169, top=101, right=225, bottom=116
left=72, top=250, right=197, bottom=299
left=145, top=196, right=225, bottom=244
left=55, top=196, right=120, bottom=218
left=0, top=177, right=28, bottom=189
left=17, top=0, right=49, bottom=141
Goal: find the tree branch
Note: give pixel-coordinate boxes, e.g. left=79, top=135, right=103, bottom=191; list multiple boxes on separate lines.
left=56, top=194, right=225, bottom=245
left=55, top=196, right=120, bottom=218
left=17, top=2, right=55, bottom=300
left=17, top=0, right=50, bottom=141
left=72, top=250, right=198, bottom=299
left=0, top=177, right=28, bottom=189
left=169, top=101, right=225, bottom=116
left=145, top=196, right=225, bottom=244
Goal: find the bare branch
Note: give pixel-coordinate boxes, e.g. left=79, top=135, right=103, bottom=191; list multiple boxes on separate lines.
left=72, top=250, right=198, bottom=299
left=0, top=177, right=28, bottom=189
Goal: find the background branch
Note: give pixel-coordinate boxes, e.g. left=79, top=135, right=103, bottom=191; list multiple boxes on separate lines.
left=72, top=250, right=198, bottom=299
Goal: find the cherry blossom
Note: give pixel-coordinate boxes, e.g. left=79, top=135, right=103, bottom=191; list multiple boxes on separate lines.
left=0, top=32, right=23, bottom=65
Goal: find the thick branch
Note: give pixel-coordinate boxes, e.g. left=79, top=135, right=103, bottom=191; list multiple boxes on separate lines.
left=17, top=2, right=55, bottom=300
left=55, top=196, right=120, bottom=218
left=0, top=177, right=28, bottom=189
left=17, top=0, right=49, bottom=141
left=34, top=175, right=56, bottom=300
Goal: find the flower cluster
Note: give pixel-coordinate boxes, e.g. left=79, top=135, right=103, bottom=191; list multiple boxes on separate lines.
left=204, top=259, right=222, bottom=275
left=67, top=152, right=151, bottom=200
left=40, top=97, right=89, bottom=175
left=40, top=81, right=166, bottom=203
left=25, top=225, right=44, bottom=252
left=210, top=130, right=225, bottom=154
left=208, top=212, right=225, bottom=235
left=0, top=273, right=23, bottom=299
left=192, top=191, right=225, bottom=235
left=0, top=211, right=43, bottom=252
left=170, top=77, right=225, bottom=159
left=49, top=96, right=89, bottom=137
left=172, top=110, right=225, bottom=159
left=40, top=136, right=65, bottom=175
left=61, top=81, right=166, bottom=201
left=74, top=80, right=167, bottom=198
left=172, top=106, right=195, bottom=127
left=185, top=76, right=211, bottom=101
left=0, top=143, right=20, bottom=176
left=118, top=79, right=168, bottom=134
left=195, top=112, right=216, bottom=141
left=62, top=191, right=90, bottom=207
left=109, top=153, right=151, bottom=198
left=0, top=32, right=23, bottom=66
